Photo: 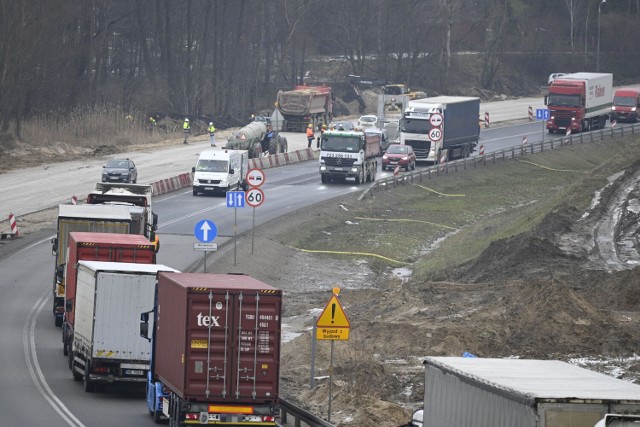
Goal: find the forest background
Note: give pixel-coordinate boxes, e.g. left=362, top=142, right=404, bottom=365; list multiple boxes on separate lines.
left=1, top=0, right=640, bottom=144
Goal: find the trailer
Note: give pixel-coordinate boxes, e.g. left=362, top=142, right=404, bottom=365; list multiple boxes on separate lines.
left=51, top=204, right=132, bottom=326
left=421, top=357, right=640, bottom=427
left=400, top=96, right=480, bottom=163
left=141, top=272, right=282, bottom=425
left=70, top=261, right=178, bottom=392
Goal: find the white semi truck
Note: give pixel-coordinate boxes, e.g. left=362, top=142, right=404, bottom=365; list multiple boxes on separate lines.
left=400, top=96, right=480, bottom=163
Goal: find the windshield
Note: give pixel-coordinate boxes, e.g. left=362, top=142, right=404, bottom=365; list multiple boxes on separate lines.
left=400, top=117, right=430, bottom=134
left=322, top=135, right=361, bottom=152
left=387, top=145, right=409, bottom=155
left=196, top=159, right=228, bottom=173
left=613, top=96, right=637, bottom=107
left=547, top=94, right=582, bottom=107
left=107, top=160, right=129, bottom=168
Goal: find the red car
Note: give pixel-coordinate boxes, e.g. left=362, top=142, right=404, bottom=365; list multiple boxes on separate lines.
left=381, top=144, right=416, bottom=171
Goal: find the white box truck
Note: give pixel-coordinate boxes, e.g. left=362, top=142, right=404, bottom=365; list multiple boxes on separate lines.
left=421, top=357, right=640, bottom=427
left=69, top=260, right=178, bottom=392
left=192, top=149, right=249, bottom=195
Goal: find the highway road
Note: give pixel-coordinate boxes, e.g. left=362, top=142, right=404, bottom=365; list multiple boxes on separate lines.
left=0, top=96, right=612, bottom=425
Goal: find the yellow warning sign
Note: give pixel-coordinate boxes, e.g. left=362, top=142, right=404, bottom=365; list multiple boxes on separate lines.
left=316, top=295, right=350, bottom=328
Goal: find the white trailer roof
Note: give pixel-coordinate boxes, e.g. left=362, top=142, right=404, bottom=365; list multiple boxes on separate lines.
left=425, top=357, right=640, bottom=401
left=561, top=72, right=613, bottom=80
left=78, top=260, right=178, bottom=274
left=58, top=204, right=131, bottom=220
left=410, top=96, right=479, bottom=105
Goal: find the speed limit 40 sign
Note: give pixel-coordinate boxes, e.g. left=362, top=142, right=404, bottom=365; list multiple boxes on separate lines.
left=245, top=187, right=265, bottom=208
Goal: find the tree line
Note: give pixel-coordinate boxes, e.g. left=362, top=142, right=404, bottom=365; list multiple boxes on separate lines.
left=1, top=0, right=638, bottom=139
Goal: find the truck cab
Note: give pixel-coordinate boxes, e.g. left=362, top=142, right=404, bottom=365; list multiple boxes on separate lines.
left=192, top=149, right=248, bottom=195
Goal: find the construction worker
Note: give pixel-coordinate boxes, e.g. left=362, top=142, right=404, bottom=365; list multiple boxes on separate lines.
left=208, top=122, right=216, bottom=147
left=306, top=123, right=314, bottom=148
left=183, top=118, right=190, bottom=144
left=317, top=124, right=326, bottom=149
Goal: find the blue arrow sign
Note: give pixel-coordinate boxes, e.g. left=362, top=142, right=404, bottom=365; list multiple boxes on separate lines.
left=194, top=219, right=217, bottom=242
left=226, top=191, right=245, bottom=208
left=536, top=109, right=550, bottom=120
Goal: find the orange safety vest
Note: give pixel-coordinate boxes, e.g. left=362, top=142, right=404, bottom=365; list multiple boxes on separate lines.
left=306, top=127, right=314, bottom=138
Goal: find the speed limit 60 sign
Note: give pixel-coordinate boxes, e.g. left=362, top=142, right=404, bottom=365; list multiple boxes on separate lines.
left=245, top=187, right=265, bottom=207
left=428, top=127, right=443, bottom=142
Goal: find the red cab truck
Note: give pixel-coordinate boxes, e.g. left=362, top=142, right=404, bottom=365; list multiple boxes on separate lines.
left=141, top=272, right=282, bottom=425
left=545, top=72, right=613, bottom=134
left=610, top=87, right=640, bottom=123
left=62, top=232, right=158, bottom=356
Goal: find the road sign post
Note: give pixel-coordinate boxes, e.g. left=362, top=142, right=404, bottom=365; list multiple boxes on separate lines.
left=536, top=108, right=549, bottom=143
left=315, top=287, right=350, bottom=423
left=226, top=191, right=245, bottom=265
left=194, top=220, right=218, bottom=273
left=246, top=170, right=265, bottom=255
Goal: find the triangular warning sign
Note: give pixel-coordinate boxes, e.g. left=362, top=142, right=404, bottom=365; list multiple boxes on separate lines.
left=316, top=295, right=350, bottom=328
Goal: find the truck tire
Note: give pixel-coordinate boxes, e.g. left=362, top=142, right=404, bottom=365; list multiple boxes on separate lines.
left=192, top=188, right=198, bottom=196
left=268, top=138, right=278, bottom=155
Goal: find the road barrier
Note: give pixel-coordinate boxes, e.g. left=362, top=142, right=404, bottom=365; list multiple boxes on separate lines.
left=1, top=213, right=19, bottom=239
left=360, top=122, right=640, bottom=201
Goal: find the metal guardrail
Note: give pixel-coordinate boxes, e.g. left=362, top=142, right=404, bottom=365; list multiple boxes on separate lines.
left=360, top=122, right=640, bottom=200
left=280, top=398, right=335, bottom=427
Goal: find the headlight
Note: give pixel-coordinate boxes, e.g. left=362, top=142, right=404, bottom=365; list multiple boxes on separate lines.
left=632, top=107, right=637, bottom=112
left=401, top=156, right=408, bottom=161
left=612, top=106, right=617, bottom=111
left=320, top=166, right=327, bottom=171
left=351, top=167, right=358, bottom=173
left=382, top=155, right=388, bottom=159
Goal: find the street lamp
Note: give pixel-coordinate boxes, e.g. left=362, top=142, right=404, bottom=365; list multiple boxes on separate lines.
left=597, top=0, right=606, bottom=72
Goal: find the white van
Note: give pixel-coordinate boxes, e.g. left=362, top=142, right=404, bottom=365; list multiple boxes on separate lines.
left=192, top=149, right=248, bottom=196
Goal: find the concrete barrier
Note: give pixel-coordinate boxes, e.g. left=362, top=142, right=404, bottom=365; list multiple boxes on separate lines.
left=151, top=149, right=316, bottom=196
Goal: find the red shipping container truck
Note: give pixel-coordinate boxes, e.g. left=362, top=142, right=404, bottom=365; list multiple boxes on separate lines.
left=142, top=272, right=282, bottom=425
left=62, top=232, right=157, bottom=356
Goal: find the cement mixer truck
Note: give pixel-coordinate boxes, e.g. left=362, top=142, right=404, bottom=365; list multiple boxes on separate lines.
left=276, top=85, right=333, bottom=132
left=225, top=121, right=288, bottom=159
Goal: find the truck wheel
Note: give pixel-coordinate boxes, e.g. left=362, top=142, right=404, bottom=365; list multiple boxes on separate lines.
left=55, top=315, right=62, bottom=327
left=192, top=188, right=198, bottom=196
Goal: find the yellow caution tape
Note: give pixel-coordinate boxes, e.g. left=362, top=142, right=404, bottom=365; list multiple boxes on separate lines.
left=289, top=246, right=409, bottom=265
left=413, top=184, right=466, bottom=197
left=516, top=159, right=581, bottom=173
left=354, top=217, right=456, bottom=230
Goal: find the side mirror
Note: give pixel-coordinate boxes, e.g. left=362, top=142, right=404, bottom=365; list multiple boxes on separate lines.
left=544, top=95, right=548, bottom=106
left=192, top=166, right=196, bottom=173
left=229, top=168, right=235, bottom=175
left=152, top=212, right=158, bottom=229
left=51, top=237, right=58, bottom=254
left=140, top=310, right=152, bottom=341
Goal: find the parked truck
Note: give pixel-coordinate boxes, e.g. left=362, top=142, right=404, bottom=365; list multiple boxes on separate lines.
left=225, top=121, right=288, bottom=159
left=70, top=261, right=178, bottom=392
left=140, top=272, right=282, bottom=425
left=594, top=414, right=640, bottom=426
left=276, top=85, right=333, bottom=132
left=51, top=204, right=132, bottom=326
left=421, top=357, right=640, bottom=427
left=400, top=96, right=480, bottom=163
left=610, top=87, right=640, bottom=123
left=62, top=232, right=158, bottom=357
left=319, top=130, right=380, bottom=184
left=86, top=182, right=158, bottom=240
left=545, top=72, right=613, bottom=133
left=192, top=149, right=249, bottom=196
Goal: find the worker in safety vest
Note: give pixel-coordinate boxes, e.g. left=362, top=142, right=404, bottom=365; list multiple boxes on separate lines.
left=317, top=124, right=326, bottom=149
left=183, top=118, right=190, bottom=144
left=207, top=122, right=216, bottom=147
left=306, top=123, right=314, bottom=148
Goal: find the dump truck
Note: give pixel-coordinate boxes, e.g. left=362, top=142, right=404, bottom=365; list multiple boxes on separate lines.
left=70, top=261, right=178, bottom=392
left=545, top=72, right=613, bottom=133
left=51, top=204, right=132, bottom=326
left=86, top=182, right=158, bottom=240
left=140, top=272, right=282, bottom=425
left=225, top=121, right=288, bottom=159
left=62, top=232, right=158, bottom=357
left=421, top=357, right=640, bottom=427
left=400, top=96, right=480, bottom=162
left=319, top=130, right=380, bottom=184
left=276, top=85, right=333, bottom=132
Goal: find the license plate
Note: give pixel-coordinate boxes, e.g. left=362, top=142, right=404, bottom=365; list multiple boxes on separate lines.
left=204, top=187, right=214, bottom=191
left=109, top=177, right=120, bottom=180
left=125, top=369, right=144, bottom=376
left=333, top=167, right=343, bottom=171
left=390, top=161, right=398, bottom=165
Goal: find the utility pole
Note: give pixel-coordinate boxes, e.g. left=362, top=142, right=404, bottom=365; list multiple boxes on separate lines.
left=597, top=0, right=606, bottom=72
